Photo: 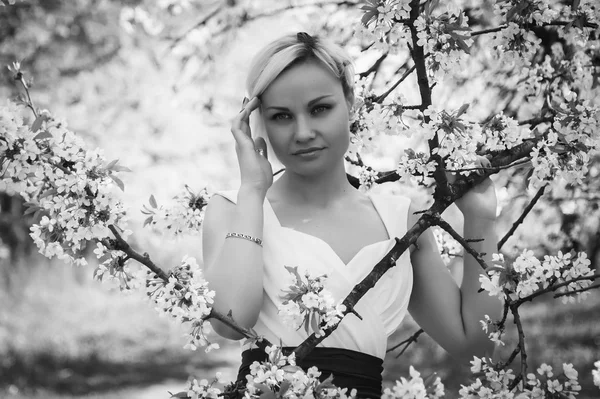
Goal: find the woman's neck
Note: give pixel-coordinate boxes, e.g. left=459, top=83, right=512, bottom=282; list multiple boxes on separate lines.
left=271, top=162, right=357, bottom=208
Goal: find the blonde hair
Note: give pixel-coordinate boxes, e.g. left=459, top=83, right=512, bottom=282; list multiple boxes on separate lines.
left=245, top=33, right=355, bottom=166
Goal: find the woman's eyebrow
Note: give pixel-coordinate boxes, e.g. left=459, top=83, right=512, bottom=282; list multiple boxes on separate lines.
left=264, top=94, right=333, bottom=111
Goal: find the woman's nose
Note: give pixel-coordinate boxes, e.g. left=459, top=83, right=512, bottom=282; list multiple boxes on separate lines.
left=294, top=115, right=316, bottom=141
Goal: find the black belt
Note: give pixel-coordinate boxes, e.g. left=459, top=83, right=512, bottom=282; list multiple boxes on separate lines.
left=236, top=346, right=383, bottom=398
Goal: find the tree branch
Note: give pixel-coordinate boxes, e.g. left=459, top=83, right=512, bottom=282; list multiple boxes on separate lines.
left=432, top=214, right=490, bottom=272
left=553, top=282, right=600, bottom=299
left=515, top=273, right=600, bottom=306
left=470, top=19, right=598, bottom=38
left=168, top=4, right=224, bottom=51
left=387, top=328, right=425, bottom=358
left=107, top=225, right=262, bottom=342
left=498, top=186, right=546, bottom=250
left=508, top=304, right=527, bottom=391
left=374, top=64, right=417, bottom=103
left=358, top=52, right=388, bottom=78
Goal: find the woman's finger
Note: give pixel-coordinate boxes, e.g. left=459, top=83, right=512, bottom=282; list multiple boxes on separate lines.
left=254, top=137, right=268, bottom=160
left=234, top=97, right=261, bottom=138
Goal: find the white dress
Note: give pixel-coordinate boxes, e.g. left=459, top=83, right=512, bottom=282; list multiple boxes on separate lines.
left=212, top=190, right=414, bottom=360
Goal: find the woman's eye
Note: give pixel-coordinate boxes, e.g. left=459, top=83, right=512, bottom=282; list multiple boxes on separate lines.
left=311, top=105, right=330, bottom=115
left=271, top=113, right=291, bottom=121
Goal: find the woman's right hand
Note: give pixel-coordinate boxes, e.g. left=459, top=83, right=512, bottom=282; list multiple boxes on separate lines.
left=230, top=97, right=273, bottom=196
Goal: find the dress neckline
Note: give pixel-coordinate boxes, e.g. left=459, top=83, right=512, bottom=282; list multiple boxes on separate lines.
left=264, top=193, right=393, bottom=267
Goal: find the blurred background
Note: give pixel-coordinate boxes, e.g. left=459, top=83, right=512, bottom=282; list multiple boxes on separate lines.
left=0, top=0, right=599, bottom=398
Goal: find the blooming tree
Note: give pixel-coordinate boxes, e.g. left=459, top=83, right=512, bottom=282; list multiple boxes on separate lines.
left=2, top=0, right=600, bottom=398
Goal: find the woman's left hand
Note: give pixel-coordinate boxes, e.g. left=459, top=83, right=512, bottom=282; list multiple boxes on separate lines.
left=447, top=156, right=497, bottom=220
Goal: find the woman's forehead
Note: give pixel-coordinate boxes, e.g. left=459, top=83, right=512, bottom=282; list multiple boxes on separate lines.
left=261, top=61, right=344, bottom=106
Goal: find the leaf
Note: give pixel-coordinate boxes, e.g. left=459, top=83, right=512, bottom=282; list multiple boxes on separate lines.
left=23, top=205, right=39, bottom=216
left=572, top=0, right=580, bottom=11
left=33, top=131, right=53, bottom=140
left=360, top=0, right=380, bottom=27
left=255, top=384, right=276, bottom=399
left=169, top=392, right=191, bottom=398
left=315, top=374, right=337, bottom=391
left=284, top=265, right=303, bottom=284
left=310, top=312, right=320, bottom=334
left=112, top=165, right=132, bottom=172
left=31, top=114, right=48, bottom=133
left=110, top=174, right=125, bottom=191
left=143, top=216, right=153, bottom=227
left=149, top=194, right=158, bottom=208
left=506, top=2, right=527, bottom=22
left=106, top=159, right=118, bottom=170
left=279, top=381, right=292, bottom=396
left=39, top=188, right=58, bottom=199
left=456, top=103, right=470, bottom=117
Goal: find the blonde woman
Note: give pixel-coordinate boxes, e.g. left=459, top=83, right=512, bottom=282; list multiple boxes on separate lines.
left=202, top=32, right=501, bottom=397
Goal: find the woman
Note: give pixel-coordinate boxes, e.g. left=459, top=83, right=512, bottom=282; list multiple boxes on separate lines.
left=202, top=32, right=501, bottom=397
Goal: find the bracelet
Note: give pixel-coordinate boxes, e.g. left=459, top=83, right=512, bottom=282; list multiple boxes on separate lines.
left=225, top=232, right=263, bottom=247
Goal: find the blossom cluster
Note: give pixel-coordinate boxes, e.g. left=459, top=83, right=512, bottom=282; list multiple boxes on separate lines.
left=0, top=100, right=130, bottom=266
left=244, top=345, right=357, bottom=399
left=278, top=266, right=346, bottom=337
left=480, top=113, right=528, bottom=152
left=180, top=373, right=224, bottom=399
left=141, top=185, right=210, bottom=236
left=480, top=250, right=594, bottom=303
left=414, top=9, right=472, bottom=79
left=528, top=95, right=599, bottom=190
left=355, top=0, right=411, bottom=54
left=382, top=366, right=444, bottom=399
left=479, top=313, right=506, bottom=347
left=460, top=357, right=582, bottom=399
left=146, top=255, right=218, bottom=351
left=432, top=227, right=462, bottom=266
left=348, top=77, right=412, bottom=155
left=396, top=148, right=437, bottom=186
left=594, top=360, right=600, bottom=388
left=92, top=242, right=143, bottom=291
left=488, top=1, right=555, bottom=67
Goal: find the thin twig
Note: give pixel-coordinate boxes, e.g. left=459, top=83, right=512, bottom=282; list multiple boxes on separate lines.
left=432, top=215, right=490, bottom=272
left=387, top=329, right=425, bottom=358
left=515, top=273, right=600, bottom=306
left=470, top=25, right=507, bottom=36
left=374, top=64, right=417, bottom=103
left=553, top=282, right=600, bottom=299
left=108, top=225, right=171, bottom=282
left=518, top=115, right=554, bottom=126
left=358, top=52, right=389, bottom=78
left=498, top=186, right=546, bottom=250
left=508, top=305, right=527, bottom=391
left=168, top=4, right=223, bottom=51
left=442, top=159, right=530, bottom=173
left=470, top=19, right=598, bottom=38
left=16, top=73, right=38, bottom=118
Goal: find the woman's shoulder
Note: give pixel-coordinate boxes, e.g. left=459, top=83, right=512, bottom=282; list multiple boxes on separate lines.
left=202, top=189, right=239, bottom=231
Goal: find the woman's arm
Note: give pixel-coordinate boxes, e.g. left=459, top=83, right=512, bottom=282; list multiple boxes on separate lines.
left=408, top=179, right=502, bottom=361
left=202, top=186, right=266, bottom=340
left=203, top=97, right=272, bottom=340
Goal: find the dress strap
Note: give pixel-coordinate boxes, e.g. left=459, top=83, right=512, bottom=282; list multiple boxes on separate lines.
left=213, top=190, right=280, bottom=229
left=372, top=193, right=411, bottom=239
left=212, top=190, right=238, bottom=204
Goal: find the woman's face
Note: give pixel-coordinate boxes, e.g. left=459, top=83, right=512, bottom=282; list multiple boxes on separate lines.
left=259, top=60, right=351, bottom=175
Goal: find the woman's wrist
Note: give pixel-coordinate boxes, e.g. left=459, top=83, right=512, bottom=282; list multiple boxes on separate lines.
left=238, top=183, right=268, bottom=200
